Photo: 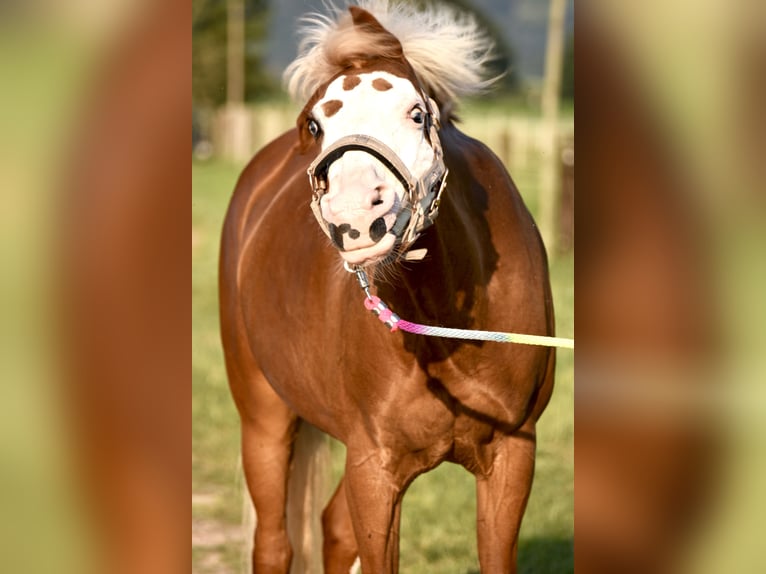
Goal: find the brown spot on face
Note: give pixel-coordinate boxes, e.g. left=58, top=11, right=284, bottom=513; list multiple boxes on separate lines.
left=343, top=75, right=361, bottom=90
left=372, top=78, right=393, bottom=91
left=321, top=99, right=343, bottom=118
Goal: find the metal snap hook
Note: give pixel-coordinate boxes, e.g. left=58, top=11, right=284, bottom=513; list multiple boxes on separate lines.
left=344, top=261, right=372, bottom=299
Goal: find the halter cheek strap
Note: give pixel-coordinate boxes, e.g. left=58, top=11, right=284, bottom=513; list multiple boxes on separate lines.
left=306, top=109, right=448, bottom=259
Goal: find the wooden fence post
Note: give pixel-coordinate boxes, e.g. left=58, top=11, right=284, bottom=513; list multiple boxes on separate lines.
left=539, top=0, right=567, bottom=255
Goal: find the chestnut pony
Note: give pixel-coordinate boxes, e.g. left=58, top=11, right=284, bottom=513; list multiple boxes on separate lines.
left=219, top=3, right=555, bottom=572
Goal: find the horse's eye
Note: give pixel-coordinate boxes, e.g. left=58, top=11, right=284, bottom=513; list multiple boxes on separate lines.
left=409, top=107, right=424, bottom=125
left=307, top=119, right=321, bottom=138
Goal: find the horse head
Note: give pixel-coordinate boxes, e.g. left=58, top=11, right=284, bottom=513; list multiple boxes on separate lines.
left=299, top=7, right=448, bottom=266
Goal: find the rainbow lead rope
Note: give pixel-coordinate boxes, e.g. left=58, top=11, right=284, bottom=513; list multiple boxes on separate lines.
left=364, top=296, right=401, bottom=332
left=350, top=266, right=574, bottom=349
left=396, top=318, right=574, bottom=348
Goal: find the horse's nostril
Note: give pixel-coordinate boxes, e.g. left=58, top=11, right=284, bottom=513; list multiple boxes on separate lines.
left=371, top=185, right=385, bottom=207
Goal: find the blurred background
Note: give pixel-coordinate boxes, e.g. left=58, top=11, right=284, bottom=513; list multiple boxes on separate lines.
left=1, top=1, right=189, bottom=573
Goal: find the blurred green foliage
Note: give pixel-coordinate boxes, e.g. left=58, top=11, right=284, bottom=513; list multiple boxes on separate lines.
left=192, top=0, right=280, bottom=107
left=561, top=34, right=574, bottom=102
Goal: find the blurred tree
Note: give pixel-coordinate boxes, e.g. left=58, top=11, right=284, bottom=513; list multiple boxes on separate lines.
left=242, top=0, right=280, bottom=101
left=561, top=34, right=573, bottom=101
left=192, top=0, right=278, bottom=108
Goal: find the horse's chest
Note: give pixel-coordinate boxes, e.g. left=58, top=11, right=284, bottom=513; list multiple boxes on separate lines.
left=341, top=370, right=497, bottom=473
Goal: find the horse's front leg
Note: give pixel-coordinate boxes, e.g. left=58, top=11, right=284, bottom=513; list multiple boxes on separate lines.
left=237, top=372, right=299, bottom=573
left=475, top=423, right=537, bottom=574
left=343, top=446, right=407, bottom=573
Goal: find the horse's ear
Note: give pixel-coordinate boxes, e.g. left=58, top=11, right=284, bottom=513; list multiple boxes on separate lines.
left=348, top=6, right=403, bottom=57
left=348, top=6, right=382, bottom=27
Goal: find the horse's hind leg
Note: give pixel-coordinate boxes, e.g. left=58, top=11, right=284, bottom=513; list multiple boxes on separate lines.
left=475, top=423, right=537, bottom=574
left=237, top=371, right=298, bottom=572
left=322, top=475, right=358, bottom=573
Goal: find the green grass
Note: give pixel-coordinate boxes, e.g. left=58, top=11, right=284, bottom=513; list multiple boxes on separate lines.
left=192, top=153, right=573, bottom=572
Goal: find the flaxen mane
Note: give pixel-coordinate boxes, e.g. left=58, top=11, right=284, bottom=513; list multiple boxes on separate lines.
left=284, top=0, right=498, bottom=109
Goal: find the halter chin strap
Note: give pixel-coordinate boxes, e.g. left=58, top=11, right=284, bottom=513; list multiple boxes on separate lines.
left=306, top=104, right=448, bottom=259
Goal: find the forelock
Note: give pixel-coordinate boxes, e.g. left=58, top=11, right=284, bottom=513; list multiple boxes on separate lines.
left=284, top=0, right=499, bottom=109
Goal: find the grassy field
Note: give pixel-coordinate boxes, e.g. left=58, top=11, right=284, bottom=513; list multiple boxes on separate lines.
left=192, top=153, right=573, bottom=572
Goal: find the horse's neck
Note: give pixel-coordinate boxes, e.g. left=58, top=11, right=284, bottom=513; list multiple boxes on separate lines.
left=371, top=125, right=496, bottom=324
left=374, top=197, right=491, bottom=326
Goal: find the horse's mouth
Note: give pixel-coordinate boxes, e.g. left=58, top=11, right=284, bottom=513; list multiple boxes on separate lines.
left=322, top=201, right=404, bottom=266
left=337, top=233, right=397, bottom=266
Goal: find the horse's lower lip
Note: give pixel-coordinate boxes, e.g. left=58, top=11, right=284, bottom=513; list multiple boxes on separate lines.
left=339, top=234, right=396, bottom=265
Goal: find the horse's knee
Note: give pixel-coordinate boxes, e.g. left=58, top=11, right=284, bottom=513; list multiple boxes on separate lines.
left=322, top=505, right=354, bottom=548
left=254, top=526, right=293, bottom=573
left=322, top=500, right=357, bottom=572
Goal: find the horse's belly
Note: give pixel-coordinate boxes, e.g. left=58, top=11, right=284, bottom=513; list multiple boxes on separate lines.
left=246, top=326, right=354, bottom=438
left=242, top=291, right=455, bottom=449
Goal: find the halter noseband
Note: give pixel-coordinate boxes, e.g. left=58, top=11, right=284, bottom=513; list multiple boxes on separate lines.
left=306, top=97, right=448, bottom=259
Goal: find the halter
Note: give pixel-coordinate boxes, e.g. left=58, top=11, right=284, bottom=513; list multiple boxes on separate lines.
left=306, top=92, right=448, bottom=259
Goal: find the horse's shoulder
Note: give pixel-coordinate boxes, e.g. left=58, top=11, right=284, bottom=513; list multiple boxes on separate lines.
left=222, top=128, right=313, bottom=248
left=233, top=128, right=303, bottom=204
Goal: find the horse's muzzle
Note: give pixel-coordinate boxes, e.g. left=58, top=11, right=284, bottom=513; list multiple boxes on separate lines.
left=307, top=133, right=447, bottom=263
